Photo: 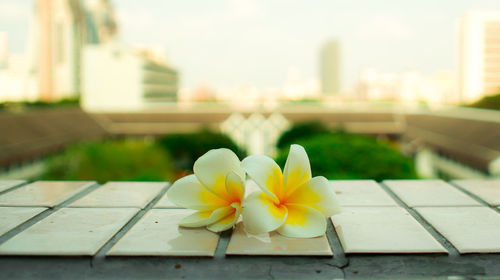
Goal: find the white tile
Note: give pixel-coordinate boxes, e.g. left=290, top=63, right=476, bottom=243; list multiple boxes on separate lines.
left=0, top=181, right=94, bottom=207
left=0, top=207, right=139, bottom=256
left=331, top=206, right=447, bottom=254
left=226, top=222, right=333, bottom=256
left=384, top=180, right=480, bottom=207
left=0, top=180, right=25, bottom=193
left=154, top=192, right=183, bottom=208
left=330, top=180, right=397, bottom=206
left=70, top=182, right=166, bottom=209
left=452, top=179, right=500, bottom=206
left=415, top=206, right=500, bottom=253
left=0, top=207, right=46, bottom=236
left=108, top=209, right=219, bottom=257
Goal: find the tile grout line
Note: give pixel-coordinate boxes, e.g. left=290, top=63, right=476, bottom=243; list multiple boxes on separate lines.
left=213, top=227, right=232, bottom=259
left=378, top=181, right=460, bottom=257
left=0, top=181, right=29, bottom=196
left=0, top=181, right=101, bottom=245
left=325, top=217, right=349, bottom=268
left=92, top=182, right=171, bottom=261
left=448, top=181, right=500, bottom=214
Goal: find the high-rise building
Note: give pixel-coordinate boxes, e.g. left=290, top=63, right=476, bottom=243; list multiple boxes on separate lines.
left=459, top=12, right=500, bottom=103
left=84, top=0, right=118, bottom=44
left=320, top=40, right=340, bottom=95
left=0, top=32, right=8, bottom=69
left=32, top=0, right=119, bottom=101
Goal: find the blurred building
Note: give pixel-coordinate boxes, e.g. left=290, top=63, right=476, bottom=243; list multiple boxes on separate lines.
left=0, top=0, right=178, bottom=108
left=84, top=0, right=118, bottom=44
left=282, top=67, right=320, bottom=100
left=459, top=12, right=500, bottom=103
left=356, top=69, right=457, bottom=104
left=320, top=40, right=340, bottom=96
left=81, top=44, right=178, bottom=112
left=0, top=32, right=8, bottom=69
left=35, top=0, right=87, bottom=101
left=0, top=0, right=117, bottom=103
left=0, top=31, right=38, bottom=102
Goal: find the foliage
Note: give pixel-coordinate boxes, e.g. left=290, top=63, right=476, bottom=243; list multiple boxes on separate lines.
left=275, top=132, right=418, bottom=181
left=158, top=129, right=247, bottom=176
left=467, top=93, right=500, bottom=111
left=42, top=139, right=173, bottom=183
left=276, top=121, right=331, bottom=149
left=0, top=97, right=80, bottom=112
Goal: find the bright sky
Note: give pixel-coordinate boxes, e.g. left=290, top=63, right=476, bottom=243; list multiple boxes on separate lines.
left=2, top=0, right=500, bottom=91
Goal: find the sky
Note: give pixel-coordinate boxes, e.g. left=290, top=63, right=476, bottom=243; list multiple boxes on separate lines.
left=1, top=0, right=500, bottom=91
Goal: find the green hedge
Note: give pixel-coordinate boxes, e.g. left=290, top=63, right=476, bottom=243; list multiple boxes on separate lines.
left=276, top=133, right=418, bottom=181
left=42, top=139, right=173, bottom=183
left=467, top=93, right=500, bottom=111
left=158, top=129, right=246, bottom=176
left=276, top=121, right=330, bottom=149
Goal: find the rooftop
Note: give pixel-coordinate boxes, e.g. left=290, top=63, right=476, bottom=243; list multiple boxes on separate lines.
left=0, top=179, right=499, bottom=279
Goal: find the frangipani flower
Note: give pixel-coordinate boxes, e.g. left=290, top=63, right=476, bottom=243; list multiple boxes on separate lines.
left=167, top=148, right=245, bottom=232
left=241, top=144, right=340, bottom=238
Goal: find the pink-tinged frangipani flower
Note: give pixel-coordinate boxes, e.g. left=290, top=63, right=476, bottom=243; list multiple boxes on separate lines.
left=167, top=148, right=245, bottom=232
left=241, top=144, right=340, bottom=238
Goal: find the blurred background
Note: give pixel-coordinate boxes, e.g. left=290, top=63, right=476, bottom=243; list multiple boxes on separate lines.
left=0, top=0, right=499, bottom=183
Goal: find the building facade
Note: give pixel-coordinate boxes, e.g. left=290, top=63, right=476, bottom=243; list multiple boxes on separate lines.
left=81, top=44, right=178, bottom=112
left=320, top=40, right=340, bottom=96
left=459, top=12, right=500, bottom=103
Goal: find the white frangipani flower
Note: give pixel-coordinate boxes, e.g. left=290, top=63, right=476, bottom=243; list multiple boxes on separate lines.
left=167, top=148, right=245, bottom=232
left=241, top=144, right=340, bottom=238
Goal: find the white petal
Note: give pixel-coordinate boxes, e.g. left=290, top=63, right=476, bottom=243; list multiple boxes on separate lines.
left=193, top=148, right=244, bottom=200
left=244, top=180, right=261, bottom=198
left=179, top=205, right=234, bottom=227
left=167, top=174, right=228, bottom=210
left=285, top=176, right=341, bottom=217
left=277, top=204, right=326, bottom=238
left=206, top=203, right=241, bottom=232
left=241, top=192, right=287, bottom=234
left=241, top=155, right=283, bottom=201
left=283, top=144, right=312, bottom=197
left=226, top=171, right=245, bottom=202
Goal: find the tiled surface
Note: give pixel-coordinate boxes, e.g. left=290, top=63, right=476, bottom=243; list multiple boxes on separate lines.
left=70, top=182, right=166, bottom=209
left=0, top=181, right=94, bottom=207
left=415, top=206, right=500, bottom=253
left=108, top=209, right=219, bottom=256
left=330, top=180, right=397, bottom=206
left=384, top=180, right=481, bottom=207
left=0, top=179, right=499, bottom=258
left=331, top=206, right=447, bottom=253
left=452, top=179, right=500, bottom=206
left=0, top=207, right=46, bottom=236
left=0, top=180, right=25, bottom=193
left=154, top=192, right=183, bottom=208
left=0, top=207, right=139, bottom=256
left=226, top=222, right=333, bottom=256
